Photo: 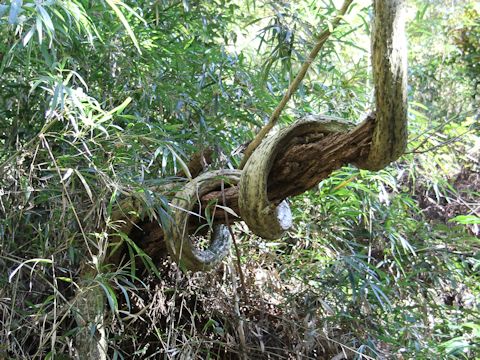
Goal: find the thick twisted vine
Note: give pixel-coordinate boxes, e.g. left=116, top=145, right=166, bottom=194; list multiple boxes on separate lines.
left=238, top=0, right=407, bottom=239
left=241, top=0, right=407, bottom=172
left=239, top=116, right=353, bottom=239
left=355, top=0, right=408, bottom=170
left=110, top=0, right=407, bottom=270
left=166, top=169, right=242, bottom=271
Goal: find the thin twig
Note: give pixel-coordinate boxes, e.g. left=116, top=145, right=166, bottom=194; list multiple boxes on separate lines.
left=221, top=180, right=247, bottom=303
left=239, top=0, right=354, bottom=169
left=0, top=119, right=58, bottom=178
left=406, top=129, right=474, bottom=155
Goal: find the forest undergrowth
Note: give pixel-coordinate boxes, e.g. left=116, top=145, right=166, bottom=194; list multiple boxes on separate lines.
left=0, top=0, right=479, bottom=359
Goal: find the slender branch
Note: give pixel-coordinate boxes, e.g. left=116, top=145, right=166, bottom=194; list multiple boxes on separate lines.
left=221, top=180, right=247, bottom=303
left=239, top=0, right=354, bottom=169
left=405, top=129, right=474, bottom=155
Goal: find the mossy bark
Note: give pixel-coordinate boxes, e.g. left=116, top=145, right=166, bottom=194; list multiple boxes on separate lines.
left=355, top=0, right=408, bottom=170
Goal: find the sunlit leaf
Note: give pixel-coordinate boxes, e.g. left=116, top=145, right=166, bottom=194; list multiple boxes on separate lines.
left=74, top=169, right=94, bottom=203
left=8, top=258, right=53, bottom=282
left=61, top=168, right=74, bottom=182
left=105, top=0, right=142, bottom=54
left=450, top=215, right=480, bottom=225
left=8, top=0, right=22, bottom=25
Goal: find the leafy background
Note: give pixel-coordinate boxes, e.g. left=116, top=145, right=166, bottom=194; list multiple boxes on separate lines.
left=0, top=0, right=478, bottom=359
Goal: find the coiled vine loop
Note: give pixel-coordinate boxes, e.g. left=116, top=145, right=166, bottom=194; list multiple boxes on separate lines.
left=238, top=117, right=352, bottom=239
left=165, top=169, right=241, bottom=272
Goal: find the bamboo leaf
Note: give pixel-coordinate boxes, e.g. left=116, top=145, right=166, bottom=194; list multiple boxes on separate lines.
left=37, top=5, right=54, bottom=33
left=23, top=25, right=36, bottom=46
left=165, top=144, right=191, bottom=180
left=8, top=258, right=53, bottom=282
left=105, top=0, right=142, bottom=54
left=216, top=205, right=239, bottom=218
left=61, top=168, right=74, bottom=182
left=8, top=0, right=22, bottom=25
left=74, top=169, right=94, bottom=203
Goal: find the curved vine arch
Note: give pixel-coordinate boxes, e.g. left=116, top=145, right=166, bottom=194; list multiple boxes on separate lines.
left=152, top=0, right=407, bottom=271
left=238, top=0, right=408, bottom=240
left=355, top=0, right=408, bottom=170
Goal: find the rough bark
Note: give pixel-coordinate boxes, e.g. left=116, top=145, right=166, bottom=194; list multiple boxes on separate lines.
left=131, top=115, right=375, bottom=262
left=355, top=0, right=408, bottom=170
left=112, top=0, right=407, bottom=264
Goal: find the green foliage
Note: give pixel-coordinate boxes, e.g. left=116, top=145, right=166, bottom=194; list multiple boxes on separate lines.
left=0, top=0, right=478, bottom=359
left=451, top=3, right=480, bottom=96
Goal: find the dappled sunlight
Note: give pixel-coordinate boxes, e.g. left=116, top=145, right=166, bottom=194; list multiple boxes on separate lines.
left=0, top=0, right=478, bottom=358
